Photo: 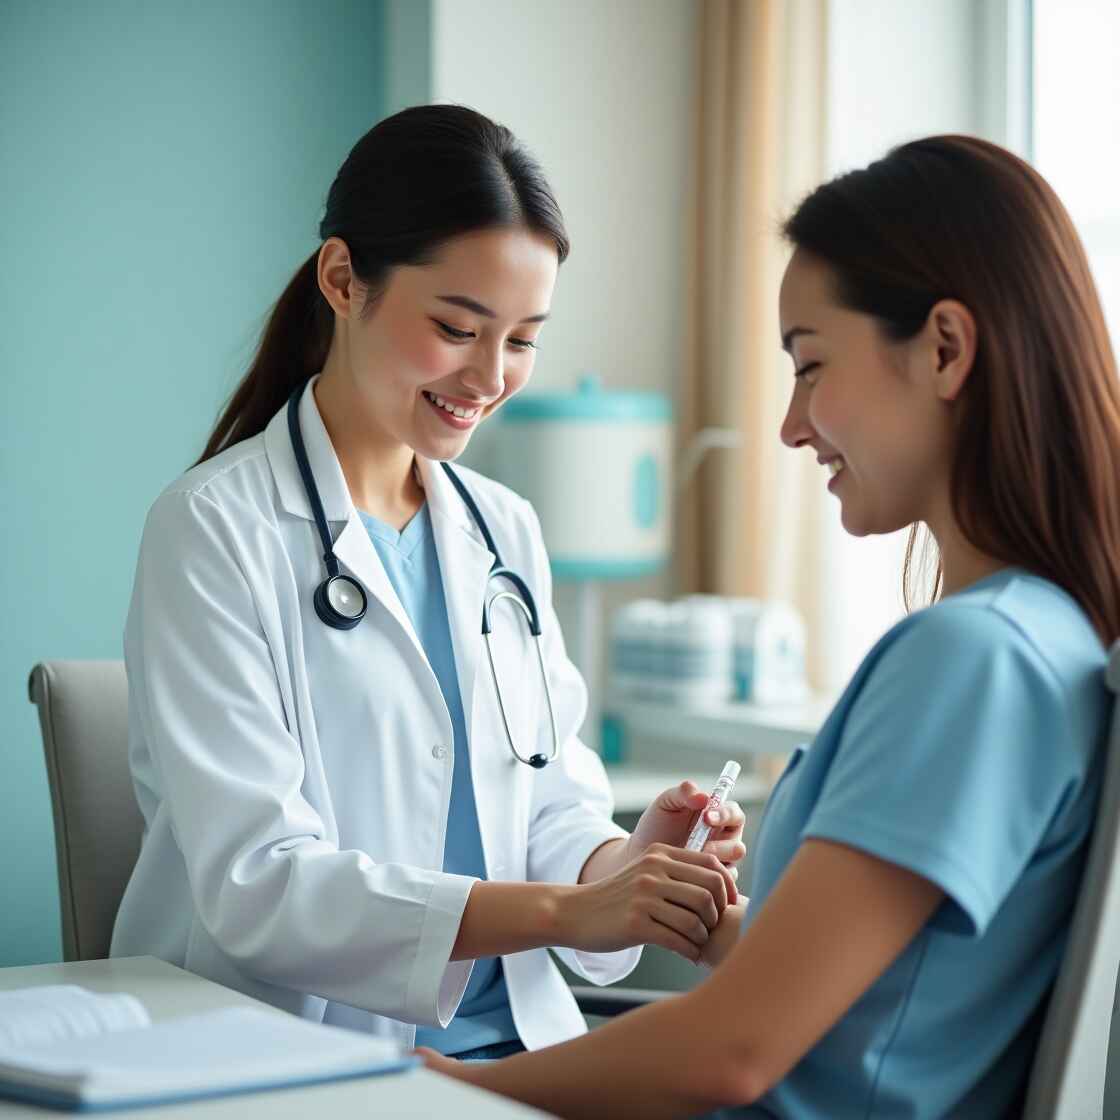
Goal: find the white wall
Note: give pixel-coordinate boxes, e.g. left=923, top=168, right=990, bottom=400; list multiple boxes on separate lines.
left=430, top=0, right=695, bottom=403
left=825, top=0, right=982, bottom=174
left=428, top=0, right=698, bottom=742
left=383, top=0, right=432, bottom=115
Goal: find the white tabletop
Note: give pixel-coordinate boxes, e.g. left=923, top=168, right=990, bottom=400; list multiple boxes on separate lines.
left=0, top=956, right=548, bottom=1118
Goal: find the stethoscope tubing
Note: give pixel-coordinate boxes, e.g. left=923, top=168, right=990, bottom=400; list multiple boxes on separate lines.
left=286, top=381, right=559, bottom=767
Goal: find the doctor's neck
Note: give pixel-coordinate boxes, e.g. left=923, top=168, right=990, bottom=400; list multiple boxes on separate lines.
left=313, top=369, right=424, bottom=530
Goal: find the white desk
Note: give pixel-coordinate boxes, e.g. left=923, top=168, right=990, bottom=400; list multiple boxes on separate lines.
left=0, top=957, right=547, bottom=1118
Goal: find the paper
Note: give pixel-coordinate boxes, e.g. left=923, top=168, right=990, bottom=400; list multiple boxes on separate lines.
left=0, top=1004, right=414, bottom=1108
left=0, top=986, right=149, bottom=1050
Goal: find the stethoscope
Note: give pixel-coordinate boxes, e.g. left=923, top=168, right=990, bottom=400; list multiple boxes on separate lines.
left=286, top=384, right=560, bottom=769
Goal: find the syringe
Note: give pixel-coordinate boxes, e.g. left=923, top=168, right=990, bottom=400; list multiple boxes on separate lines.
left=684, top=761, right=741, bottom=852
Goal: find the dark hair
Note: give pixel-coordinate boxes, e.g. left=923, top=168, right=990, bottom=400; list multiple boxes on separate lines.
left=783, top=134, right=1120, bottom=643
left=196, top=104, right=569, bottom=464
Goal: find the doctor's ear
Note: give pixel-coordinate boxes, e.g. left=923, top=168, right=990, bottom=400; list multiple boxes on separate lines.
left=923, top=299, right=977, bottom=403
left=317, top=238, right=358, bottom=319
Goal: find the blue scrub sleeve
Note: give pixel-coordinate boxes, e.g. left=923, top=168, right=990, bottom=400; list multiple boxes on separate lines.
left=802, top=605, right=1079, bottom=938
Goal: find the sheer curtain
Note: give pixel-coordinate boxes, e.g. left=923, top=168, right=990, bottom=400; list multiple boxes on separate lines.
left=676, top=0, right=832, bottom=689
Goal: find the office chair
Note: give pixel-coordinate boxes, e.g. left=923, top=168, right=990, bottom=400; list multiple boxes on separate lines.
left=1019, top=641, right=1120, bottom=1118
left=28, top=660, right=141, bottom=961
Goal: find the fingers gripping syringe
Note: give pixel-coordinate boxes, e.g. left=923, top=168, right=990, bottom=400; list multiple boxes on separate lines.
left=684, top=761, right=741, bottom=852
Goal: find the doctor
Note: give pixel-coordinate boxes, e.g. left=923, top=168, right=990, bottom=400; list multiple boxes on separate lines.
left=111, top=104, right=745, bottom=1061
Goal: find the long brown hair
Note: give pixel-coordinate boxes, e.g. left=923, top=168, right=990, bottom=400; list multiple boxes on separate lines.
left=195, top=104, right=569, bottom=466
left=783, top=135, right=1120, bottom=644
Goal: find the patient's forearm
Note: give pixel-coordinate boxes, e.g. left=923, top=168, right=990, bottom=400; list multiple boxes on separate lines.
left=456, top=989, right=754, bottom=1119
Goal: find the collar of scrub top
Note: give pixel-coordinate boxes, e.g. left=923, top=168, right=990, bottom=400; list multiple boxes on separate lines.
left=276, top=376, right=560, bottom=769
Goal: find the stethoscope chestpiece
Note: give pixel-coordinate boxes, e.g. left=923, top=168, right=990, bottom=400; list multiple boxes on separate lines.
left=289, top=386, right=370, bottom=633
left=314, top=574, right=368, bottom=631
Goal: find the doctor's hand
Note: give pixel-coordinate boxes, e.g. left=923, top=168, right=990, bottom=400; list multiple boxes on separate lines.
left=561, top=844, right=735, bottom=962
left=627, top=781, right=747, bottom=874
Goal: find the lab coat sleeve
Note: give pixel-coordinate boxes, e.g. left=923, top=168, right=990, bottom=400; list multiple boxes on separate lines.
left=518, top=499, right=642, bottom=986
left=127, top=488, right=474, bottom=1027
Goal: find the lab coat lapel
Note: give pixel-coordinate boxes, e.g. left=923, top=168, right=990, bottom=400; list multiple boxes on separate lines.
left=419, top=459, right=496, bottom=735
left=263, top=375, right=427, bottom=663
left=331, top=515, right=428, bottom=661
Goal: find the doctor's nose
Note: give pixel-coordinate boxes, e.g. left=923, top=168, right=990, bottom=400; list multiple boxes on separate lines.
left=461, top=345, right=506, bottom=400
left=780, top=389, right=815, bottom=450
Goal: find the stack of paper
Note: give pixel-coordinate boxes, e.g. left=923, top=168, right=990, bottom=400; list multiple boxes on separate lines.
left=0, top=985, right=149, bottom=1050
left=0, top=991, right=415, bottom=1111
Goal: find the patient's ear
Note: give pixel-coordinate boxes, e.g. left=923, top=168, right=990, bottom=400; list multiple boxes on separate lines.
left=925, top=300, right=977, bottom=402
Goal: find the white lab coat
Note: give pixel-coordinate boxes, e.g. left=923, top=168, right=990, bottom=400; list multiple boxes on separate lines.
left=111, top=376, right=640, bottom=1050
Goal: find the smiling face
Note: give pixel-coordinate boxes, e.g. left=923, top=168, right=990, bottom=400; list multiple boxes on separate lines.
left=322, top=225, right=559, bottom=461
left=777, top=249, right=960, bottom=537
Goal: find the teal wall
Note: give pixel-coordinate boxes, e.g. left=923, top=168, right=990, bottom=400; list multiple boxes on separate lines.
left=0, top=0, right=391, bottom=965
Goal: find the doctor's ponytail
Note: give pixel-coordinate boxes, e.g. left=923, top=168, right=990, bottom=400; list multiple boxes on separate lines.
left=195, top=104, right=569, bottom=466
left=195, top=250, right=330, bottom=464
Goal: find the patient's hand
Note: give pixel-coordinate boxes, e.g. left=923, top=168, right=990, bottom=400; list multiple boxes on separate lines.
left=699, top=899, right=748, bottom=970
left=417, top=1047, right=488, bottom=1085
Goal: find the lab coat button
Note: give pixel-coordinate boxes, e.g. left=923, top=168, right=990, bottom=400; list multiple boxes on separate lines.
left=432, top=744, right=448, bottom=760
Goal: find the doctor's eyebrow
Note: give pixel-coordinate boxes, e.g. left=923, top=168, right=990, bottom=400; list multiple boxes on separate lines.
left=781, top=326, right=816, bottom=353
left=437, top=294, right=550, bottom=324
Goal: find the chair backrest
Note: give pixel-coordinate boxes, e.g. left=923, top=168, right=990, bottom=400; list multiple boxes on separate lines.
left=28, top=660, right=141, bottom=961
left=1023, top=640, right=1120, bottom=1120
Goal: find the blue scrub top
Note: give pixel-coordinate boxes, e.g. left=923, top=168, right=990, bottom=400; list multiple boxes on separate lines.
left=359, top=503, right=519, bottom=1056
left=732, top=568, right=1109, bottom=1119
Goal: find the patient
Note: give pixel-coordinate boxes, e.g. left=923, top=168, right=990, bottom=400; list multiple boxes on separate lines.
left=420, top=135, right=1120, bottom=1117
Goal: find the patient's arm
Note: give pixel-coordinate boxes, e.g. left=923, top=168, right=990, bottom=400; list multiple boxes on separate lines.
left=423, top=839, right=943, bottom=1119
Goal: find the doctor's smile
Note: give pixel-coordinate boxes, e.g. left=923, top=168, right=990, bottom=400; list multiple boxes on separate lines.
left=421, top=390, right=485, bottom=427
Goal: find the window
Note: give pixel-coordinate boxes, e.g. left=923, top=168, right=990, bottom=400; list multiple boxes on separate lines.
left=1033, top=0, right=1120, bottom=340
